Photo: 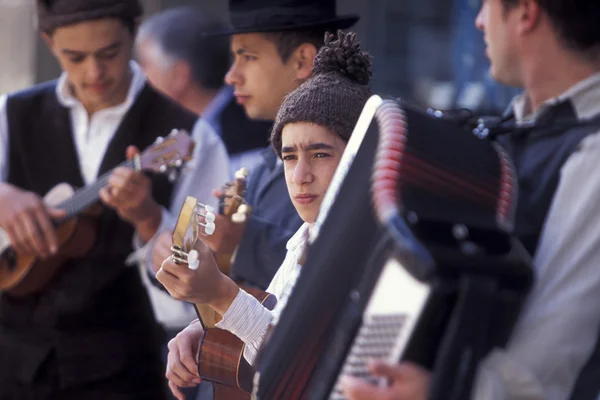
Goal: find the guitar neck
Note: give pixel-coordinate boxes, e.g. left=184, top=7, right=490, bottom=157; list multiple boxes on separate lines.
left=56, top=159, right=135, bottom=221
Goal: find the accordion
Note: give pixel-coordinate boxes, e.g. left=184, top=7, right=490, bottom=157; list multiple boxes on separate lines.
left=253, top=96, right=533, bottom=400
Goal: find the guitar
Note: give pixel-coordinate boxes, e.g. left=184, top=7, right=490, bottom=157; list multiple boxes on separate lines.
left=0, top=129, right=195, bottom=297
left=216, top=167, right=252, bottom=274
left=170, top=196, right=276, bottom=399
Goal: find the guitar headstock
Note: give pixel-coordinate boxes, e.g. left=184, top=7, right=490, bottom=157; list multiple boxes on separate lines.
left=171, top=196, right=216, bottom=270
left=137, top=129, right=195, bottom=174
left=220, top=167, right=252, bottom=223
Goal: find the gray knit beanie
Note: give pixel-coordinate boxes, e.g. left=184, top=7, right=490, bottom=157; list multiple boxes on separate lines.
left=37, top=0, right=142, bottom=33
left=271, top=30, right=373, bottom=158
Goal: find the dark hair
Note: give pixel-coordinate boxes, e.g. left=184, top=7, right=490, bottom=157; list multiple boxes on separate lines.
left=501, top=0, right=600, bottom=52
left=263, top=28, right=328, bottom=62
left=271, top=31, right=373, bottom=158
left=37, top=0, right=141, bottom=35
left=44, top=18, right=136, bottom=36
left=138, top=6, right=230, bottom=90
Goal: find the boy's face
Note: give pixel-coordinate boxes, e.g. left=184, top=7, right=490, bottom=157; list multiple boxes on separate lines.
left=225, top=33, right=302, bottom=121
left=281, top=122, right=347, bottom=224
left=44, top=18, right=134, bottom=113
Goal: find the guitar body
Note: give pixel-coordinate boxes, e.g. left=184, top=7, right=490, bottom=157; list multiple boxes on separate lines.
left=0, top=130, right=194, bottom=297
left=196, top=287, right=276, bottom=399
left=213, top=385, right=251, bottom=400
left=0, top=183, right=98, bottom=297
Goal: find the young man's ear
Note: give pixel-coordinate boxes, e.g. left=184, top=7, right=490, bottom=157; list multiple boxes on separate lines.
left=292, top=43, right=318, bottom=81
left=518, top=0, right=542, bottom=35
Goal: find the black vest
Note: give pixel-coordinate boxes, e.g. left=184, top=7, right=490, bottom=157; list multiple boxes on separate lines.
left=0, top=80, right=197, bottom=387
left=496, top=101, right=600, bottom=400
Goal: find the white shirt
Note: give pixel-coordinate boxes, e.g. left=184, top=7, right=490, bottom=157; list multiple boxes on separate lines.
left=0, top=61, right=146, bottom=184
left=474, top=72, right=600, bottom=400
left=214, top=223, right=310, bottom=364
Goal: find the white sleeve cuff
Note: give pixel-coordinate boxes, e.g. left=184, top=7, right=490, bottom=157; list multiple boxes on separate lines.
left=125, top=207, right=172, bottom=267
left=215, top=288, right=272, bottom=364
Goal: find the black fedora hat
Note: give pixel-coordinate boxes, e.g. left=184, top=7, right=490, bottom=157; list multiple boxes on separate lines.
left=216, top=0, right=359, bottom=35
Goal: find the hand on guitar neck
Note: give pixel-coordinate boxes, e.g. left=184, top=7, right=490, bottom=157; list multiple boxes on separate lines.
left=198, top=168, right=251, bottom=264
left=99, top=145, right=162, bottom=242
left=159, top=197, right=276, bottom=399
left=0, top=129, right=195, bottom=296
left=150, top=168, right=251, bottom=278
left=156, top=239, right=240, bottom=315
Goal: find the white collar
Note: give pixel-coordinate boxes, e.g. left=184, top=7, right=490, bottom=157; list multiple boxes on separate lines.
left=286, top=223, right=310, bottom=252
left=512, top=72, right=600, bottom=122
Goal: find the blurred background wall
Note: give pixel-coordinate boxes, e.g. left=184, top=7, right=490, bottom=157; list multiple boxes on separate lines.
left=0, top=0, right=521, bottom=114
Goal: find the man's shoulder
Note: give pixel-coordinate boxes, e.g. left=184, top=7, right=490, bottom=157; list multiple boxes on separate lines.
left=138, top=83, right=197, bottom=123
left=6, top=80, right=59, bottom=105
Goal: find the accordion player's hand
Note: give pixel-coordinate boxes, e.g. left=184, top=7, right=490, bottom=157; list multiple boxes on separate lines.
left=340, top=362, right=430, bottom=400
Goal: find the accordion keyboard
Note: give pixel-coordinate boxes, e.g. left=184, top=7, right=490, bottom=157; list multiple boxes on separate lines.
left=329, top=258, right=431, bottom=400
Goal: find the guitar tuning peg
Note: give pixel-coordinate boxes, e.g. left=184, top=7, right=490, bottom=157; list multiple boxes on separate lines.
left=194, top=203, right=216, bottom=233
left=235, top=167, right=249, bottom=179
left=204, top=211, right=215, bottom=223
left=203, top=222, right=215, bottom=235
left=231, top=212, right=246, bottom=224
left=155, top=136, right=165, bottom=144
left=159, top=164, right=168, bottom=173
left=169, top=129, right=179, bottom=137
left=174, top=159, right=183, bottom=168
left=187, top=250, right=199, bottom=270
left=168, top=168, right=179, bottom=182
left=237, top=204, right=250, bottom=214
